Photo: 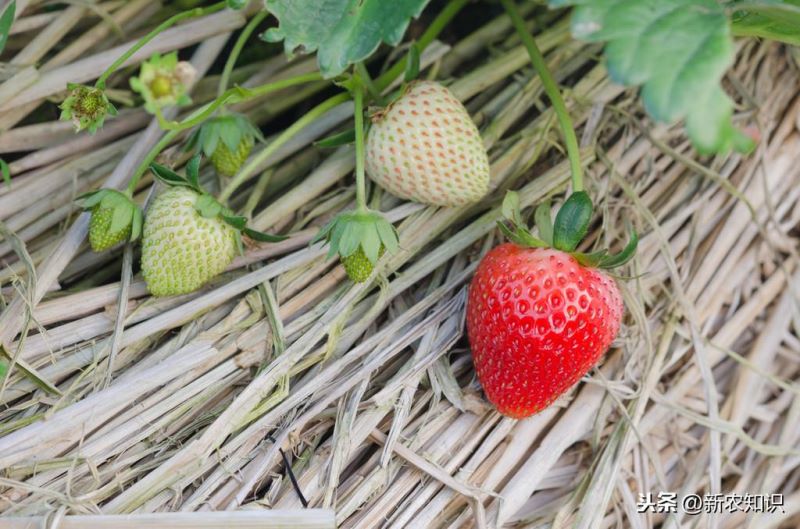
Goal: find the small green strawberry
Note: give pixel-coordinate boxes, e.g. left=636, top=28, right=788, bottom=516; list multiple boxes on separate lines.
left=313, top=209, right=398, bottom=283
left=79, top=189, right=142, bottom=252
left=187, top=113, right=263, bottom=178
left=365, top=80, right=490, bottom=207
left=143, top=155, right=285, bottom=296
left=341, top=245, right=386, bottom=283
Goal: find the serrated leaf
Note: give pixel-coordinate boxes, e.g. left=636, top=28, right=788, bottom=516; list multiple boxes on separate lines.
left=263, top=0, right=432, bottom=78
left=731, top=0, right=800, bottom=45
left=1, top=158, right=10, bottom=188
left=553, top=191, right=592, bottom=252
left=0, top=1, right=15, bottom=56
left=552, top=0, right=748, bottom=153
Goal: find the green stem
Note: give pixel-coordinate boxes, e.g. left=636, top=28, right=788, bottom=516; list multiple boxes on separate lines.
left=124, top=72, right=326, bottom=195
left=218, top=10, right=268, bottom=99
left=95, top=2, right=227, bottom=90
left=218, top=92, right=350, bottom=203
left=375, top=0, right=469, bottom=92
left=125, top=130, right=179, bottom=196
left=352, top=74, right=367, bottom=212
left=500, top=0, right=584, bottom=192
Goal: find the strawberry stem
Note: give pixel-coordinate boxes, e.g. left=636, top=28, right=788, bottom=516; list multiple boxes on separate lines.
left=217, top=10, right=269, bottom=99
left=95, top=2, right=227, bottom=90
left=500, top=0, right=584, bottom=193
left=351, top=72, right=368, bottom=212
left=375, top=0, right=469, bottom=92
left=218, top=92, right=350, bottom=204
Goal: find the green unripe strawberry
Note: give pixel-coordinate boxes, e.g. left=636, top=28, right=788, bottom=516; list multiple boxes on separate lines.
left=341, top=245, right=385, bottom=283
left=187, top=113, right=262, bottom=178
left=89, top=206, right=131, bottom=251
left=141, top=187, right=237, bottom=297
left=79, top=189, right=142, bottom=252
left=210, top=134, right=254, bottom=177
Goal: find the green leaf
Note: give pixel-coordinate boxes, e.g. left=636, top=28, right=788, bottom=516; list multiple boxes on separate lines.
left=263, top=0, right=432, bottom=78
left=534, top=200, right=553, bottom=246
left=552, top=191, right=592, bottom=252
left=314, top=128, right=356, bottom=148
left=731, top=0, right=800, bottom=45
left=228, top=0, right=247, bottom=8
left=552, top=0, right=749, bottom=153
left=404, top=42, right=420, bottom=82
left=0, top=158, right=10, bottom=188
left=195, top=194, right=223, bottom=218
left=242, top=227, right=288, bottom=242
left=0, top=1, right=15, bottom=56
left=501, top=191, right=523, bottom=227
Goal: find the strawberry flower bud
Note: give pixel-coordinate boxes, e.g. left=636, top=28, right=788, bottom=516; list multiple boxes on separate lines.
left=130, top=52, right=194, bottom=114
left=59, top=84, right=117, bottom=134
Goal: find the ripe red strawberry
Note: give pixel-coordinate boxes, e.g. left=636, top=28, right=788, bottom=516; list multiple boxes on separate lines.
left=467, top=244, right=622, bottom=417
left=365, top=81, right=490, bottom=207
left=466, top=190, right=636, bottom=418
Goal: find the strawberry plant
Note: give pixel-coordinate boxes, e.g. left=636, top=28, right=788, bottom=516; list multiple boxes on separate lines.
left=3, top=1, right=799, bottom=524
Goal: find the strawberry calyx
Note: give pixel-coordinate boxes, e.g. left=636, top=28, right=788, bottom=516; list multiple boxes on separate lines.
left=78, top=188, right=143, bottom=250
left=149, top=154, right=286, bottom=245
left=498, top=190, right=638, bottom=270
left=312, top=209, right=399, bottom=271
left=186, top=112, right=264, bottom=161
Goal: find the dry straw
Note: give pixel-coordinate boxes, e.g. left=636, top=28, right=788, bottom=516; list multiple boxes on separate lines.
left=0, top=2, right=798, bottom=529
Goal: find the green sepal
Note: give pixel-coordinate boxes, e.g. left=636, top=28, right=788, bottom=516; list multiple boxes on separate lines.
left=498, top=191, right=548, bottom=248
left=186, top=113, right=264, bottom=157
left=150, top=162, right=197, bottom=190
left=314, top=128, right=356, bottom=148
left=186, top=152, right=202, bottom=189
left=404, top=42, right=420, bottom=82
left=534, top=200, right=553, bottom=247
left=313, top=208, right=398, bottom=264
left=130, top=207, right=144, bottom=242
left=553, top=191, right=593, bottom=252
left=597, top=225, right=638, bottom=269
left=195, top=194, right=223, bottom=218
left=219, top=211, right=287, bottom=242
left=242, top=227, right=289, bottom=242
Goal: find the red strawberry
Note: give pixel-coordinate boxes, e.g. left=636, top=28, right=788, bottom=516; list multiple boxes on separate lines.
left=467, top=244, right=622, bottom=418
left=466, top=190, right=636, bottom=418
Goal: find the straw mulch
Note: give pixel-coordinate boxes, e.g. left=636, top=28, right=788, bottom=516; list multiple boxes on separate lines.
left=0, top=3, right=799, bottom=528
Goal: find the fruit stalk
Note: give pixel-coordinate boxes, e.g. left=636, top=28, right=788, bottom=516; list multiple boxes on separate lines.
left=217, top=92, right=350, bottom=203
left=218, top=10, right=269, bottom=98
left=375, top=0, right=470, bottom=92
left=351, top=73, right=368, bottom=212
left=500, top=0, right=584, bottom=193
left=95, top=2, right=227, bottom=90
